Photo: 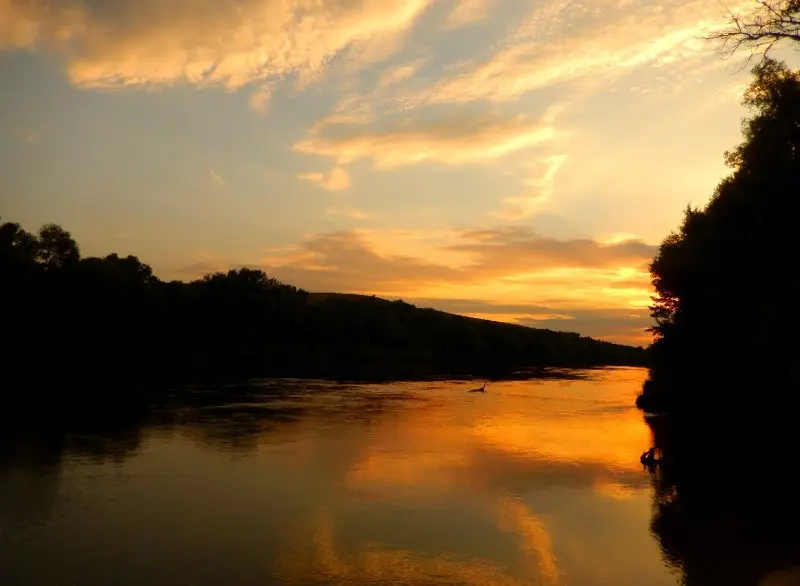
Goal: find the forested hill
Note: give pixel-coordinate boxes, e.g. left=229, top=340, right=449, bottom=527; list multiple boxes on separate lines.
left=306, top=291, right=646, bottom=373
left=2, top=217, right=646, bottom=387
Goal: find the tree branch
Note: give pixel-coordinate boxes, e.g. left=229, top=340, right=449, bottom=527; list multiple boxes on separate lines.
left=707, top=1, right=800, bottom=60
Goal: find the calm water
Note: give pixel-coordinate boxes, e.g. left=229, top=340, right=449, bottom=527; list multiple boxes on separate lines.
left=0, top=368, right=791, bottom=586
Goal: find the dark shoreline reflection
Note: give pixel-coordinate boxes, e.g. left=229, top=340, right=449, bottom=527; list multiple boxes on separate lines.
left=642, top=388, right=800, bottom=586
left=647, top=462, right=800, bottom=586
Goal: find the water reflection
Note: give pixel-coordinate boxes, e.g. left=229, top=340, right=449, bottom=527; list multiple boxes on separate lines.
left=647, top=449, right=800, bottom=586
left=0, top=368, right=729, bottom=585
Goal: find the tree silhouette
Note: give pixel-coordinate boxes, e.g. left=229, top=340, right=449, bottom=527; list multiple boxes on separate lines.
left=36, top=223, right=80, bottom=270
left=0, top=219, right=39, bottom=270
left=710, top=1, right=800, bottom=60
left=640, top=59, right=800, bottom=413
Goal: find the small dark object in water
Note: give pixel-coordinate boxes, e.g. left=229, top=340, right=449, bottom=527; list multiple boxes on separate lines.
left=640, top=447, right=661, bottom=468
left=468, top=381, right=487, bottom=393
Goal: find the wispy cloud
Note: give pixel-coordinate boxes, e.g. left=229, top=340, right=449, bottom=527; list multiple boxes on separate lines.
left=209, top=167, right=226, bottom=187
left=284, top=0, right=750, bottom=131
left=444, top=0, right=493, bottom=29
left=294, top=113, right=557, bottom=169
left=426, top=0, right=748, bottom=104
left=297, top=167, right=352, bottom=191
left=1, top=0, right=750, bottom=103
left=494, top=154, right=569, bottom=220
left=326, top=206, right=370, bottom=220
left=377, top=58, right=427, bottom=89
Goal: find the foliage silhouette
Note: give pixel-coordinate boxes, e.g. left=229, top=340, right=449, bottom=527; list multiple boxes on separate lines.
left=638, top=58, right=800, bottom=415
left=1, top=216, right=645, bottom=395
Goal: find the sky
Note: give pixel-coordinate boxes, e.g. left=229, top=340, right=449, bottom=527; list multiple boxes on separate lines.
left=0, top=0, right=788, bottom=345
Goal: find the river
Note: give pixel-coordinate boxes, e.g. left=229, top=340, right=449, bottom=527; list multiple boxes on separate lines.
left=0, top=367, right=786, bottom=585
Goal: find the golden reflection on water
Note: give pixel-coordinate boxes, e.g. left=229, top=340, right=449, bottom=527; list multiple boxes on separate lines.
left=271, top=367, right=664, bottom=586
left=339, top=368, right=651, bottom=496
left=492, top=494, right=560, bottom=585
left=280, top=493, right=563, bottom=586
left=1, top=367, right=676, bottom=586
left=294, top=508, right=537, bottom=586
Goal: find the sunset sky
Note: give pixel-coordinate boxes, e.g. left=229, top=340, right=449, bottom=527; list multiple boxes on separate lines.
left=1, top=0, right=792, bottom=345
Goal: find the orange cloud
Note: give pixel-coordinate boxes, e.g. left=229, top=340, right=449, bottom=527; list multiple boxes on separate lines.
left=293, top=113, right=556, bottom=169
left=0, top=0, right=434, bottom=89
left=377, top=58, right=427, bottom=88
left=238, top=227, right=654, bottom=294
left=248, top=82, right=275, bottom=114
left=297, top=167, right=352, bottom=191
left=446, top=227, right=655, bottom=272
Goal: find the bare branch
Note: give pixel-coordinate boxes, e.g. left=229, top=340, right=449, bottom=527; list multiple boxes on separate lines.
left=708, top=1, right=800, bottom=60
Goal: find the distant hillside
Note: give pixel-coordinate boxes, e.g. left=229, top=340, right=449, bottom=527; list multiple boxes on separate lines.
left=310, top=290, right=644, bottom=343
left=303, top=291, right=646, bottom=379
left=2, top=217, right=647, bottom=390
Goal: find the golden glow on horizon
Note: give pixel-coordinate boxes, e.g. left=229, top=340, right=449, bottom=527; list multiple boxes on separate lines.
left=255, top=227, right=655, bottom=343
left=464, top=312, right=574, bottom=322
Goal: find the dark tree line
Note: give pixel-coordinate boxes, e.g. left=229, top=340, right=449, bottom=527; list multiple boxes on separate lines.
left=1, top=217, right=644, bottom=395
left=638, top=58, right=800, bottom=415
